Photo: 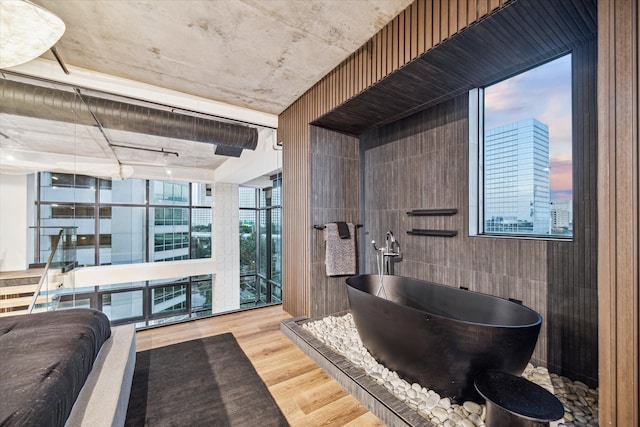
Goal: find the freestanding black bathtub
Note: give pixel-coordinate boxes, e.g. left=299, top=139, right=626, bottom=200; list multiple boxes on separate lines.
left=345, top=274, right=542, bottom=402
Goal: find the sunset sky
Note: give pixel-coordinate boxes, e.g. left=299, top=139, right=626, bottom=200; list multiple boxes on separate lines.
left=484, top=54, right=573, bottom=201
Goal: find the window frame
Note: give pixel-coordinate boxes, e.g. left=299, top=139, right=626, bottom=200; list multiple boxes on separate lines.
left=468, top=58, right=574, bottom=241
left=35, top=173, right=213, bottom=265
left=238, top=175, right=282, bottom=308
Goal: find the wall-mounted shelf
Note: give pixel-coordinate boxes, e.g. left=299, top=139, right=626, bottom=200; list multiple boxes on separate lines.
left=314, top=224, right=364, bottom=230
left=406, top=229, right=457, bottom=237
left=407, top=208, right=458, bottom=216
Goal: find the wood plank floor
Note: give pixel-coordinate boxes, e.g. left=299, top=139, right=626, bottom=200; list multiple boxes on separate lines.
left=135, top=305, right=384, bottom=426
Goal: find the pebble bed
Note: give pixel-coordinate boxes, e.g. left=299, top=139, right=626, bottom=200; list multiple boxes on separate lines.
left=302, top=313, right=599, bottom=427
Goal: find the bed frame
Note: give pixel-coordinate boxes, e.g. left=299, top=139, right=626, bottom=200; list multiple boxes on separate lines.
left=65, top=324, right=136, bottom=427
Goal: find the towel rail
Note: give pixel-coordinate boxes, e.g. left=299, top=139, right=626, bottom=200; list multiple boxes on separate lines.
left=314, top=224, right=363, bottom=230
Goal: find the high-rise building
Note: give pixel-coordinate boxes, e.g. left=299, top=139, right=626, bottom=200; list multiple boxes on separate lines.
left=484, top=118, right=550, bottom=234
left=551, top=200, right=572, bottom=230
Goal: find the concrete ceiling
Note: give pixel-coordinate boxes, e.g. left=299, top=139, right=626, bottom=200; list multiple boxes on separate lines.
left=0, top=0, right=413, bottom=183
left=34, top=0, right=413, bottom=115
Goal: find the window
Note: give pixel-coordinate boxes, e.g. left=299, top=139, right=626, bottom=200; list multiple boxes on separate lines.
left=239, top=175, right=282, bottom=308
left=469, top=54, right=573, bottom=238
left=102, top=206, right=146, bottom=265
left=88, top=275, right=214, bottom=325
left=153, top=232, right=189, bottom=252
left=100, top=178, right=145, bottom=204
left=191, top=275, right=213, bottom=317
left=48, top=173, right=95, bottom=189
left=35, top=173, right=212, bottom=265
left=191, top=208, right=212, bottom=259
left=150, top=180, right=189, bottom=205
left=154, top=207, right=189, bottom=226
left=151, top=285, right=187, bottom=314
left=101, top=290, right=144, bottom=321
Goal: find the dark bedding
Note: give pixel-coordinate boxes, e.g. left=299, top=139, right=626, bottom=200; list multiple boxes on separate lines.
left=0, top=309, right=111, bottom=427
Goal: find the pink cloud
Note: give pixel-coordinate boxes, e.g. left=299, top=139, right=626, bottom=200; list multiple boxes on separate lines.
left=550, top=158, right=572, bottom=197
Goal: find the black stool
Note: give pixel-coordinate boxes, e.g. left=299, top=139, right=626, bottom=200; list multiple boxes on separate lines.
left=475, top=371, right=565, bottom=427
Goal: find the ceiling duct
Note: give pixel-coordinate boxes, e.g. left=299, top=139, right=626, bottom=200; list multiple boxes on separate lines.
left=0, top=78, right=258, bottom=157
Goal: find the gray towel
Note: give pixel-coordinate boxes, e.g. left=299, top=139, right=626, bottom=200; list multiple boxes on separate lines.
left=324, top=222, right=356, bottom=276
left=335, top=221, right=350, bottom=239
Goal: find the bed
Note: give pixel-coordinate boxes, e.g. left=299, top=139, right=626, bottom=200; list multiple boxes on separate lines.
left=0, top=308, right=136, bottom=427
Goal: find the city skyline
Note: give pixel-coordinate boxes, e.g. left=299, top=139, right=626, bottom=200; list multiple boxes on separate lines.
left=484, top=54, right=572, bottom=202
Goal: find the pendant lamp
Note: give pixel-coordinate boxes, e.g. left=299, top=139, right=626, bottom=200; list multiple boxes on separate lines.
left=0, top=0, right=65, bottom=69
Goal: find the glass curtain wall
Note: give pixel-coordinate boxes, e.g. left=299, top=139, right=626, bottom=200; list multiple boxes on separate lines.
left=35, top=172, right=214, bottom=326
left=239, top=174, right=282, bottom=307
left=59, top=274, right=214, bottom=326
left=36, top=172, right=211, bottom=266
left=32, top=171, right=282, bottom=326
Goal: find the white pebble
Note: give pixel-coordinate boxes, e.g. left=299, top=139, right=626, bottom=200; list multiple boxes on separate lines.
left=468, top=412, right=483, bottom=426
left=463, top=401, right=482, bottom=415
left=574, top=381, right=589, bottom=390
left=454, top=406, right=467, bottom=418
left=302, top=314, right=598, bottom=427
left=439, top=397, right=451, bottom=409
left=425, top=393, right=440, bottom=410
left=448, top=412, right=463, bottom=424
left=418, top=408, right=431, bottom=417
left=432, top=406, right=449, bottom=422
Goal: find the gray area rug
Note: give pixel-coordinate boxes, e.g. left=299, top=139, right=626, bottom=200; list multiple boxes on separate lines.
left=125, top=333, right=289, bottom=426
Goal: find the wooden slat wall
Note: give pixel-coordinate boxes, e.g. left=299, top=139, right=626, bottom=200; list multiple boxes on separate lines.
left=280, top=102, right=312, bottom=317
left=281, top=0, right=508, bottom=317
left=313, top=0, right=597, bottom=135
left=280, top=0, right=640, bottom=423
left=597, top=0, right=639, bottom=425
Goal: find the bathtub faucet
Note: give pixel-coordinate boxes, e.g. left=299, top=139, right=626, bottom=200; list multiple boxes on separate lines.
left=385, top=231, right=400, bottom=256
left=372, top=231, right=401, bottom=275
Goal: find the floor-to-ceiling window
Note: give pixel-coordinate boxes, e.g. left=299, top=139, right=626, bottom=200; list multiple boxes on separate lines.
left=239, top=174, right=282, bottom=308
left=60, top=274, right=214, bottom=326
left=36, top=172, right=211, bottom=266
left=34, top=172, right=214, bottom=326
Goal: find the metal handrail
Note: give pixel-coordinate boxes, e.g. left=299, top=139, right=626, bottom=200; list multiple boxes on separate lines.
left=28, top=229, right=64, bottom=313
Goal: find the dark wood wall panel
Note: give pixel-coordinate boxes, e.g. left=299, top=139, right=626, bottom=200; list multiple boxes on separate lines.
left=546, top=39, right=598, bottom=385
left=597, top=0, right=639, bottom=425
left=310, top=127, right=360, bottom=318
left=280, top=0, right=506, bottom=317
left=361, top=37, right=598, bottom=385
left=361, top=95, right=551, bottom=374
